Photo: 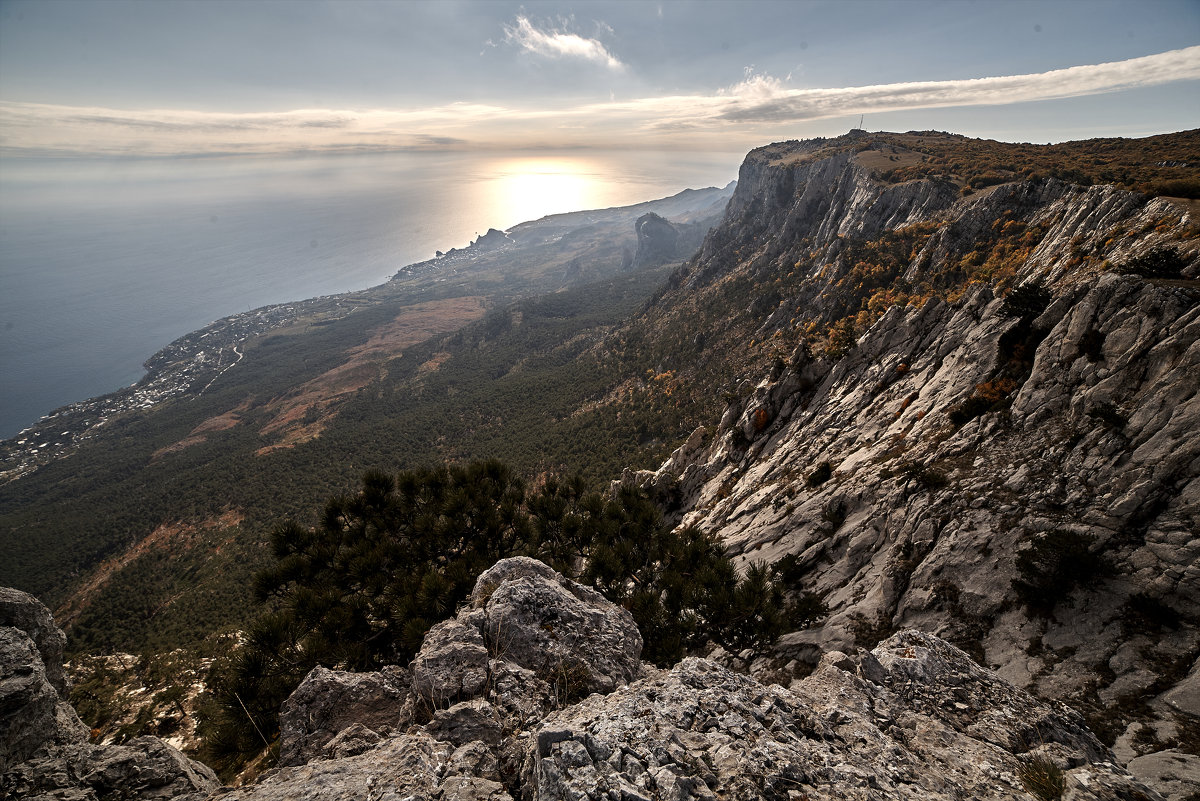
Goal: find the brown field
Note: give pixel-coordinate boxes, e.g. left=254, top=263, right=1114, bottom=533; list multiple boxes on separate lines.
left=54, top=509, right=244, bottom=627
left=255, top=296, right=487, bottom=454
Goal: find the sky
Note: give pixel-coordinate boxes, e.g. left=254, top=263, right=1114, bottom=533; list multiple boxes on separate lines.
left=0, top=0, right=1197, bottom=157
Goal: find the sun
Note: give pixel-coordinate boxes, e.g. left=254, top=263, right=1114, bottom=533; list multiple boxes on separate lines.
left=483, top=158, right=600, bottom=229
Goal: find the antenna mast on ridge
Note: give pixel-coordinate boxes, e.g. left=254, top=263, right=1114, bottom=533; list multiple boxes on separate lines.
left=858, top=114, right=864, bottom=130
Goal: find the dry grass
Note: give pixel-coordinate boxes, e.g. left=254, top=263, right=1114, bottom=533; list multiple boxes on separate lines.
left=255, top=297, right=487, bottom=454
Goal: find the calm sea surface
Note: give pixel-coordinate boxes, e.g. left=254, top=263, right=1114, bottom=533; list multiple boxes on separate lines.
left=0, top=150, right=740, bottom=438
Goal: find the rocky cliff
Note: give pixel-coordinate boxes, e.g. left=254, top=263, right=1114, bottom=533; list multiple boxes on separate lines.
left=627, top=133, right=1199, bottom=795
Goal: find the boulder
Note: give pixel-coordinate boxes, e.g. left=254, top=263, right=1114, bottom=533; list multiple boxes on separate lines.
left=425, top=698, right=502, bottom=747
left=277, top=665, right=412, bottom=767
left=410, top=616, right=491, bottom=707
left=1125, top=750, right=1200, bottom=801
left=470, top=556, right=643, bottom=695
left=405, top=557, right=642, bottom=719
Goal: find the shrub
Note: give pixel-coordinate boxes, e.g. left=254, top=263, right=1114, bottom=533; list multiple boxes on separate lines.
left=1088, top=402, right=1127, bottom=429
left=1120, top=247, right=1189, bottom=279
left=1013, top=530, right=1113, bottom=616
left=1122, top=592, right=1181, bottom=633
left=806, top=461, right=833, bottom=487
left=1001, top=281, right=1051, bottom=320
left=901, top=462, right=948, bottom=491
left=203, top=462, right=821, bottom=774
left=1147, top=178, right=1200, bottom=199
left=948, top=394, right=995, bottom=426
left=1019, top=755, right=1065, bottom=801
left=1078, top=329, right=1105, bottom=362
left=948, top=377, right=1019, bottom=426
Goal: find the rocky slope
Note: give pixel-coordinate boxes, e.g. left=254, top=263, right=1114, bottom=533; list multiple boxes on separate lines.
left=201, top=558, right=1162, bottom=800
left=0, top=587, right=217, bottom=800
left=625, top=133, right=1200, bottom=794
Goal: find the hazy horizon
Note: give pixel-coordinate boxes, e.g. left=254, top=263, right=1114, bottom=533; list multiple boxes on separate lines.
left=1, top=0, right=1197, bottom=158
left=2, top=0, right=1198, bottom=435
left=0, top=147, right=739, bottom=439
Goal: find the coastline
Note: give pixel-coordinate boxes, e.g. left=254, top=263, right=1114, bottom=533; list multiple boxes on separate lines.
left=0, top=182, right=735, bottom=482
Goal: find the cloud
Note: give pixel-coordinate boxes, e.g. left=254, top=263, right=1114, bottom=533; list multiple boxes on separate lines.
left=503, top=16, right=625, bottom=70
left=713, top=47, right=1200, bottom=123
left=1, top=47, right=1196, bottom=157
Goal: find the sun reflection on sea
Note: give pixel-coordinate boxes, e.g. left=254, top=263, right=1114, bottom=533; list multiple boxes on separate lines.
left=481, top=157, right=603, bottom=229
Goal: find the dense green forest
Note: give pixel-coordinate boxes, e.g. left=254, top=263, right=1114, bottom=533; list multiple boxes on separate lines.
left=1, top=262, right=727, bottom=655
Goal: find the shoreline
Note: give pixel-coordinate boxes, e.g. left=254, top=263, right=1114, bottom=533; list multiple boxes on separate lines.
left=0, top=181, right=736, bottom=481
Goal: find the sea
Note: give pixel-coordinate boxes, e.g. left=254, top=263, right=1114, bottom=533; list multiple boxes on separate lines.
left=0, top=149, right=741, bottom=439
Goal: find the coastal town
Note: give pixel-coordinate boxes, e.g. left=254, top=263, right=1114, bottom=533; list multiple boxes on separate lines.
left=0, top=293, right=366, bottom=483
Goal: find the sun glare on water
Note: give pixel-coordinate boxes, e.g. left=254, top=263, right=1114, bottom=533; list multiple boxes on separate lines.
left=483, top=157, right=603, bottom=229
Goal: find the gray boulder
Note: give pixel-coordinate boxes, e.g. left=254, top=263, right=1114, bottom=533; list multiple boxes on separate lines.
left=406, top=557, right=642, bottom=717
left=277, top=665, right=412, bottom=767
left=425, top=698, right=503, bottom=747
left=410, top=615, right=491, bottom=707
left=469, top=556, right=643, bottom=695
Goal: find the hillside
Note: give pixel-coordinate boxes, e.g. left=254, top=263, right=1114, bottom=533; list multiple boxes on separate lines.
left=611, top=129, right=1200, bottom=794
left=0, top=184, right=734, bottom=655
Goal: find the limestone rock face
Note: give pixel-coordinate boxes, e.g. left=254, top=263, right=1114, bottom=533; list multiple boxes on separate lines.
left=0, top=586, right=217, bottom=801
left=0, top=626, right=85, bottom=772
left=277, top=665, right=412, bottom=767
left=0, top=586, right=69, bottom=696
left=628, top=139, right=1200, bottom=793
left=524, top=632, right=1159, bottom=801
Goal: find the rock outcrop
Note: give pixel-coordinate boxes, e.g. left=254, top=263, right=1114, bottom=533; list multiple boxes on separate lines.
left=277, top=665, right=413, bottom=767
left=221, top=557, right=644, bottom=799
left=632, top=213, right=710, bottom=270
left=0, top=587, right=217, bottom=800
left=626, top=134, right=1200, bottom=796
left=526, top=632, right=1156, bottom=800
left=208, top=599, right=1162, bottom=800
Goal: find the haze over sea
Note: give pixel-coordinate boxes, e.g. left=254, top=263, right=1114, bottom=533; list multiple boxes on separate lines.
left=0, top=150, right=739, bottom=439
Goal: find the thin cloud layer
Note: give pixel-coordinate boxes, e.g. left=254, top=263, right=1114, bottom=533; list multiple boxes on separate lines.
left=2, top=47, right=1196, bottom=157
left=503, top=16, right=625, bottom=70
left=714, top=46, right=1200, bottom=123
